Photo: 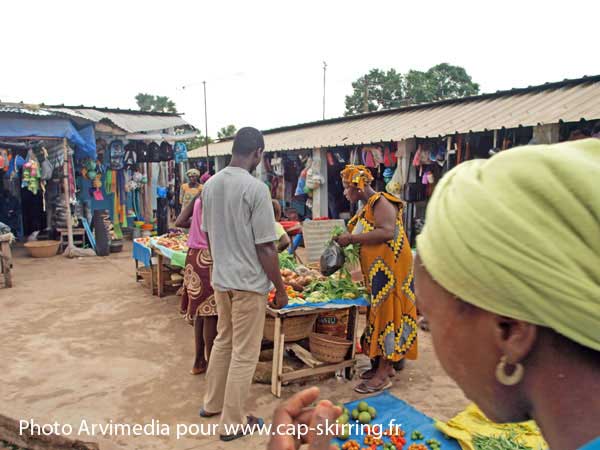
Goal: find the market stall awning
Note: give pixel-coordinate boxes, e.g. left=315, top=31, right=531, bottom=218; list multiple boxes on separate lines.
left=188, top=75, right=600, bottom=157
left=47, top=107, right=193, bottom=134
left=125, top=131, right=199, bottom=142
left=0, top=117, right=96, bottom=159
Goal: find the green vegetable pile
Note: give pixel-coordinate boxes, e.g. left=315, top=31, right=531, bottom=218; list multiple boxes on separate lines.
left=278, top=252, right=297, bottom=270
left=473, top=433, right=532, bottom=450
left=304, top=277, right=366, bottom=300
left=412, top=431, right=425, bottom=441
left=427, top=438, right=442, bottom=450
left=330, top=225, right=360, bottom=271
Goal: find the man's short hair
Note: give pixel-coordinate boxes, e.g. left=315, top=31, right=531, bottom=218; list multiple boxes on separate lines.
left=232, top=127, right=264, bottom=155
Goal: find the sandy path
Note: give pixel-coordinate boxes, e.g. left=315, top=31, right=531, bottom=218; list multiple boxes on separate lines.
left=0, top=243, right=468, bottom=449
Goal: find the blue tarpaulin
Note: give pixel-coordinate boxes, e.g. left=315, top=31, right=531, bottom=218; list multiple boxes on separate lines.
left=282, top=297, right=369, bottom=310
left=0, top=117, right=96, bottom=159
left=132, top=240, right=152, bottom=267
left=333, top=392, right=461, bottom=449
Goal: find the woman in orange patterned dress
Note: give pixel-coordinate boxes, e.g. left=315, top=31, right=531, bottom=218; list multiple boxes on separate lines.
left=335, top=165, right=418, bottom=393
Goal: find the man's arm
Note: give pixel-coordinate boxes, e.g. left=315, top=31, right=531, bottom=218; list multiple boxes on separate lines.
left=256, top=241, right=288, bottom=309
left=250, top=184, right=288, bottom=308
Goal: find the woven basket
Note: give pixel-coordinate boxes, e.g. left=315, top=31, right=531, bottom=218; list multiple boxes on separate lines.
left=309, top=332, right=352, bottom=363
left=264, top=314, right=317, bottom=342
left=24, top=240, right=60, bottom=258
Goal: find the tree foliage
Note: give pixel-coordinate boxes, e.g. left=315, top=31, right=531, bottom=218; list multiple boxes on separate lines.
left=135, top=93, right=177, bottom=113
left=344, top=63, right=479, bottom=115
left=186, top=133, right=213, bottom=150
left=217, top=124, right=237, bottom=139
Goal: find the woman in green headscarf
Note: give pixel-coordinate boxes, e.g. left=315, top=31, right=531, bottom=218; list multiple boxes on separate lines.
left=414, top=139, right=600, bottom=450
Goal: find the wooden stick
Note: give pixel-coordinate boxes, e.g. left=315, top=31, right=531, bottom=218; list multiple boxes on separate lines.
left=62, top=138, right=74, bottom=250
left=145, top=162, right=153, bottom=223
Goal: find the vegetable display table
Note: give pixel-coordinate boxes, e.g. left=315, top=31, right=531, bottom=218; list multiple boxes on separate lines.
left=132, top=238, right=156, bottom=293
left=149, top=238, right=186, bottom=298
left=0, top=233, right=13, bottom=288
left=267, top=301, right=364, bottom=398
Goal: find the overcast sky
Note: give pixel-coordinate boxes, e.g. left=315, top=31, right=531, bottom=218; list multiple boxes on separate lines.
left=1, top=0, right=599, bottom=137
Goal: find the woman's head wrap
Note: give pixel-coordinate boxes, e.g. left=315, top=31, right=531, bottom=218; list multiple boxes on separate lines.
left=186, top=168, right=200, bottom=178
left=340, top=165, right=374, bottom=190
left=417, top=139, right=600, bottom=351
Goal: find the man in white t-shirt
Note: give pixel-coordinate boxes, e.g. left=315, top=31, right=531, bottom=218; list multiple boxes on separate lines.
left=200, top=127, right=288, bottom=441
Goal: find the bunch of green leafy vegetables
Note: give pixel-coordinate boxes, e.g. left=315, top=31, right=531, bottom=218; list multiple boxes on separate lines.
left=329, top=225, right=360, bottom=274
left=278, top=252, right=297, bottom=270
left=473, top=433, right=533, bottom=450
left=304, top=277, right=366, bottom=299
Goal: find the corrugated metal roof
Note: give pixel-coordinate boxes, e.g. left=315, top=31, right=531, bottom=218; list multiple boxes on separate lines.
left=188, top=76, right=600, bottom=158
left=46, top=107, right=191, bottom=133
left=0, top=104, right=63, bottom=117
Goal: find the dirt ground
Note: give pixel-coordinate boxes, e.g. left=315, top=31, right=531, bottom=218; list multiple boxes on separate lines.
left=0, top=243, right=468, bottom=450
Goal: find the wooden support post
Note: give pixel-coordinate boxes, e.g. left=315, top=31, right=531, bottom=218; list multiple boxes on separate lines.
left=145, top=162, right=154, bottom=223
left=1, top=239, right=12, bottom=288
left=62, top=138, right=74, bottom=250
left=156, top=253, right=164, bottom=298
left=271, top=316, right=284, bottom=397
left=311, top=147, right=329, bottom=218
left=345, top=306, right=360, bottom=379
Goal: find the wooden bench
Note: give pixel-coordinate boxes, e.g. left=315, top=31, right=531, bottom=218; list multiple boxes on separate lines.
left=57, top=227, right=86, bottom=251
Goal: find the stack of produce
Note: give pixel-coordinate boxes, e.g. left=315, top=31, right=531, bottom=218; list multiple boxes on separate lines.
left=155, top=231, right=189, bottom=252
left=274, top=250, right=366, bottom=306
left=335, top=401, right=444, bottom=450
left=135, top=236, right=151, bottom=247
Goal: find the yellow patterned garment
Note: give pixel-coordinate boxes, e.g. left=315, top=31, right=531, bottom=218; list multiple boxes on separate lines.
left=348, top=192, right=417, bottom=361
left=435, top=404, right=548, bottom=450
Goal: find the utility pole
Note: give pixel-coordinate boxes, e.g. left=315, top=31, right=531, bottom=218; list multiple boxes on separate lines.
left=203, top=81, right=210, bottom=172
left=322, top=61, right=327, bottom=120
left=363, top=75, right=369, bottom=113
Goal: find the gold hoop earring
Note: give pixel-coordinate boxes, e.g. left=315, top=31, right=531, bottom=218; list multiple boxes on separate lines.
left=495, top=355, right=524, bottom=386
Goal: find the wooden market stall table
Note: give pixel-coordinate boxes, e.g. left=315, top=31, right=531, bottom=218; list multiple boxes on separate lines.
left=132, top=238, right=155, bottom=291
left=148, top=238, right=187, bottom=297
left=267, top=297, right=369, bottom=397
left=1, top=233, right=14, bottom=288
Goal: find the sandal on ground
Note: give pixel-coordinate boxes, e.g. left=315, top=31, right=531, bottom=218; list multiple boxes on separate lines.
left=199, top=408, right=220, bottom=418
left=354, top=379, right=392, bottom=394
left=360, top=368, right=395, bottom=380
left=190, top=366, right=207, bottom=375
left=359, top=369, right=377, bottom=380
left=220, top=417, right=264, bottom=441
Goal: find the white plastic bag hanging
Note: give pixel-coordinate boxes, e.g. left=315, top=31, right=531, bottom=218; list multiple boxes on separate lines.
left=386, top=163, right=405, bottom=198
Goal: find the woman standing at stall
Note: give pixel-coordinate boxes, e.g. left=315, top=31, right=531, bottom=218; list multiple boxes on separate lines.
left=272, top=200, right=291, bottom=253
left=176, top=175, right=217, bottom=375
left=180, top=168, right=202, bottom=211
left=335, top=165, right=417, bottom=394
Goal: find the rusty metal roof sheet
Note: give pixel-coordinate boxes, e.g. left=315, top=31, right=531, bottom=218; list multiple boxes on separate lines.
left=188, top=75, right=600, bottom=158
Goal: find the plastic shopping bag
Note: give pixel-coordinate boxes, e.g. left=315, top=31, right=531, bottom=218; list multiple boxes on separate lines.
left=320, top=241, right=345, bottom=276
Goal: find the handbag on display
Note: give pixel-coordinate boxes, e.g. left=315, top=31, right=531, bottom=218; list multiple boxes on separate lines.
left=402, top=183, right=426, bottom=202
left=135, top=142, right=149, bottom=163
left=148, top=142, right=160, bottom=162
